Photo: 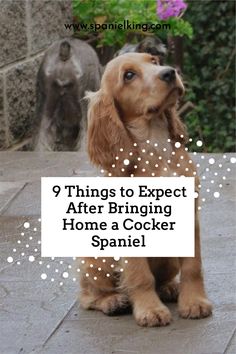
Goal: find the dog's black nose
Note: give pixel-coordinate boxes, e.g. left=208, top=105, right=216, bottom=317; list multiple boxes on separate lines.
left=159, top=68, right=176, bottom=83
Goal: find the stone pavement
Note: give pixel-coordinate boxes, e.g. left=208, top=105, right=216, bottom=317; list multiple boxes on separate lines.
left=0, top=152, right=235, bottom=354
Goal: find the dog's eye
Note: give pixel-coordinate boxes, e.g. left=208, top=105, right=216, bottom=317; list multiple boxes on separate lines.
left=124, top=71, right=136, bottom=81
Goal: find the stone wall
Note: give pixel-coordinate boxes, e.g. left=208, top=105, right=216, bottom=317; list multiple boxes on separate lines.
left=0, top=0, right=72, bottom=150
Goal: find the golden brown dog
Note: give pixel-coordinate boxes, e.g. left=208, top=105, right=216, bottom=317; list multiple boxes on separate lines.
left=79, top=53, right=212, bottom=327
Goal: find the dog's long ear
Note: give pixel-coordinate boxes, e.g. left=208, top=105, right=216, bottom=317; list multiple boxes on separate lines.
left=165, top=108, right=188, bottom=144
left=86, top=90, right=132, bottom=170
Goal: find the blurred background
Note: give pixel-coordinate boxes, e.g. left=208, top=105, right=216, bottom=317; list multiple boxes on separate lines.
left=0, top=0, right=235, bottom=152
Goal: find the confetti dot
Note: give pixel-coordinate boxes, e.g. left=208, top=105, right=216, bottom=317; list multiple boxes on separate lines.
left=230, top=157, right=236, bottom=164
left=209, top=158, right=215, bottom=165
left=214, top=192, right=220, bottom=198
left=227, top=168, right=231, bottom=172
left=124, top=159, right=130, bottom=166
left=93, top=277, right=97, bottom=281
left=114, top=257, right=120, bottom=261
left=154, top=143, right=158, bottom=147
left=194, top=192, right=199, bottom=198
left=62, top=272, right=69, bottom=279
left=29, top=256, right=35, bottom=262
left=41, top=273, right=47, bottom=280
left=124, top=260, right=128, bottom=264
left=120, top=148, right=124, bottom=152
left=133, top=143, right=137, bottom=147
left=151, top=172, right=155, bottom=176
left=7, top=256, right=13, bottom=263
left=24, top=222, right=30, bottom=229
left=106, top=273, right=110, bottom=277
left=85, top=273, right=89, bottom=277
left=175, top=142, right=181, bottom=148
left=129, top=152, right=133, bottom=156
left=196, top=140, right=203, bottom=147
left=146, top=140, right=150, bottom=144
left=120, top=268, right=124, bottom=272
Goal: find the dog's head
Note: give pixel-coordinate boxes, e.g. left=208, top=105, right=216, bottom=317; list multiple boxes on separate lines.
left=87, top=53, right=186, bottom=169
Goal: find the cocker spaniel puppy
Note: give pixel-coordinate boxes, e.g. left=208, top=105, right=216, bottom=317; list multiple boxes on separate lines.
left=80, top=53, right=212, bottom=327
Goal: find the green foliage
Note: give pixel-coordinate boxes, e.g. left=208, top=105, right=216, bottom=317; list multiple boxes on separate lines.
left=73, top=0, right=193, bottom=47
left=183, top=0, right=235, bottom=152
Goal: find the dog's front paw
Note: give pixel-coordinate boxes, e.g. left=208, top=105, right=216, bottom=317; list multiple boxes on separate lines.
left=101, top=293, right=130, bottom=316
left=134, top=305, right=172, bottom=327
left=178, top=296, right=212, bottom=319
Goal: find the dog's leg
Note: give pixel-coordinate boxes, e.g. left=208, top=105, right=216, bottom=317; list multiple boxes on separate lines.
left=120, top=258, right=171, bottom=327
left=79, top=258, right=130, bottom=315
left=178, top=215, right=212, bottom=318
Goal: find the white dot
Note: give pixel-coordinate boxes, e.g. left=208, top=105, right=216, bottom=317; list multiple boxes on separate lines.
left=214, top=192, right=220, bottom=198
left=223, top=155, right=227, bottom=159
left=146, top=140, right=150, bottom=144
left=219, top=164, right=222, bottom=168
left=137, top=157, right=141, bottom=161
left=209, top=158, right=215, bottom=165
left=145, top=160, right=149, bottom=165
left=121, top=168, right=125, bottom=172
left=201, top=155, right=205, bottom=159
left=51, top=278, right=55, bottom=282
left=124, top=159, right=130, bottom=166
left=142, top=149, right=146, bottom=153
left=29, top=256, right=35, bottom=262
left=24, top=222, right=30, bottom=229
left=124, top=260, right=128, bottom=263
left=159, top=156, right=162, bottom=160
left=227, top=168, right=231, bottom=172
left=230, top=157, right=236, bottom=164
left=106, top=273, right=110, bottom=277
left=76, top=268, right=80, bottom=272
left=129, top=152, right=133, bottom=156
left=114, top=257, right=120, bottom=261
left=142, top=168, right=146, bottom=172
left=90, top=264, right=94, bottom=268
left=85, top=273, right=89, bottom=277
left=163, top=148, right=167, bottom=152
left=93, top=277, right=97, bottom=281
left=120, top=268, right=124, bottom=272
left=194, top=192, right=199, bottom=198
left=133, top=143, right=137, bottom=147
left=151, top=172, right=155, bottom=176
left=175, top=142, right=181, bottom=148
left=196, top=140, right=203, bottom=147
left=41, top=273, right=47, bottom=280
left=38, top=218, right=41, bottom=222
left=189, top=138, right=193, bottom=142
left=198, top=206, right=201, bottom=210
left=21, top=232, right=24, bottom=236
left=112, top=164, right=115, bottom=168
left=154, top=143, right=158, bottom=147
left=62, top=272, right=69, bottom=279
left=33, top=227, right=37, bottom=231
left=150, top=152, right=154, bottom=156
left=7, top=256, right=13, bottom=263
left=120, top=148, right=124, bottom=152
left=130, top=174, right=134, bottom=177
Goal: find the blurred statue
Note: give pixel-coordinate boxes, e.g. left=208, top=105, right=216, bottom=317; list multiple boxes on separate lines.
left=114, top=36, right=167, bottom=64
left=34, top=38, right=101, bottom=151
